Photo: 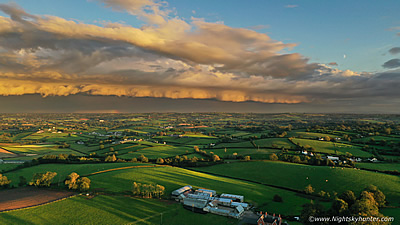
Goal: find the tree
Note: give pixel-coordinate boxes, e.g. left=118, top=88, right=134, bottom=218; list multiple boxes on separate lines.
left=339, top=190, right=357, bottom=206
left=30, top=172, right=57, bottom=187
left=132, top=182, right=140, bottom=195
left=78, top=177, right=91, bottom=191
left=325, top=136, right=331, bottom=142
left=191, top=156, right=198, bottom=163
left=65, top=173, right=90, bottom=191
left=365, top=185, right=386, bottom=207
left=105, top=154, right=117, bottom=162
left=0, top=174, right=11, bottom=188
left=269, top=153, right=278, bottom=161
left=350, top=191, right=380, bottom=219
left=291, top=155, right=301, bottom=163
left=304, top=184, right=315, bottom=194
left=300, top=202, right=327, bottom=225
left=18, top=176, right=27, bottom=187
left=273, top=194, right=283, bottom=202
left=156, top=158, right=164, bottom=164
left=140, top=154, right=149, bottom=163
left=331, top=198, right=348, bottom=215
left=65, top=172, right=80, bottom=189
left=212, top=154, right=221, bottom=162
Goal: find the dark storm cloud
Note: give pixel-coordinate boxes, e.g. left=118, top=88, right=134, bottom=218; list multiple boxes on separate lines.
left=382, top=59, right=400, bottom=69
left=389, top=47, right=400, bottom=55
left=0, top=2, right=399, bottom=112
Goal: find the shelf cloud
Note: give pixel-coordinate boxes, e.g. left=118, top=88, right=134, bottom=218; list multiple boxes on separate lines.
left=0, top=1, right=399, bottom=109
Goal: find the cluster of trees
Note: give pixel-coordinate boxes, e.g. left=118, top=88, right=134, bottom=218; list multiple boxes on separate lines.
left=29, top=171, right=57, bottom=187
left=65, top=172, right=91, bottom=191
left=0, top=173, right=12, bottom=188
left=132, top=182, right=165, bottom=198
left=301, top=185, right=388, bottom=225
left=0, top=133, right=12, bottom=142
left=1, top=171, right=91, bottom=191
left=276, top=152, right=355, bottom=168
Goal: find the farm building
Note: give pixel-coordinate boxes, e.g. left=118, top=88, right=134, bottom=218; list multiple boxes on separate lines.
left=187, top=193, right=213, bottom=201
left=173, top=185, right=250, bottom=219
left=171, top=185, right=192, bottom=200
left=183, top=198, right=208, bottom=210
left=203, top=205, right=244, bottom=219
left=231, top=201, right=250, bottom=210
left=196, top=188, right=217, bottom=196
left=327, top=156, right=339, bottom=161
left=220, top=193, right=244, bottom=202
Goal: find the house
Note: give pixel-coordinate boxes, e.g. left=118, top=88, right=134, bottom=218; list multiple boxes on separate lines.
left=301, top=150, right=314, bottom=157
left=257, top=212, right=288, bottom=225
left=327, top=156, right=339, bottom=161
left=368, top=158, right=378, bottom=162
left=349, top=157, right=362, bottom=162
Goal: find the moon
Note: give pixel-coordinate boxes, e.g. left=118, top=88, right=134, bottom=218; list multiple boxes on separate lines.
left=343, top=54, right=347, bottom=59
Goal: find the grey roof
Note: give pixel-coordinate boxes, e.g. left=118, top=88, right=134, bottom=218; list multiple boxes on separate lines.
left=172, top=185, right=192, bottom=196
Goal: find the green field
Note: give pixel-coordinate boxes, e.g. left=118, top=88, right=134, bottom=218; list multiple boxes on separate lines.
left=88, top=165, right=318, bottom=215
left=1, top=145, right=84, bottom=160
left=0, top=195, right=237, bottom=225
left=356, top=163, right=400, bottom=172
left=207, top=148, right=279, bottom=159
left=118, top=146, right=190, bottom=159
left=4, top=163, right=147, bottom=186
left=291, top=138, right=372, bottom=157
left=182, top=133, right=216, bottom=138
left=253, top=138, right=296, bottom=149
left=22, top=132, right=84, bottom=142
left=0, top=163, right=19, bottom=172
left=195, top=161, right=400, bottom=207
left=213, top=141, right=254, bottom=148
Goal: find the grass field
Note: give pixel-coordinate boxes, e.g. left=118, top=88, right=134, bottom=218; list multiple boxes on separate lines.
left=0, top=195, right=237, bottom=225
left=356, top=163, right=400, bottom=172
left=287, top=131, right=340, bottom=139
left=119, top=146, right=190, bottom=159
left=195, top=161, right=400, bottom=207
left=381, top=208, right=400, bottom=220
left=253, top=138, right=296, bottom=149
left=213, top=141, right=254, bottom=148
left=3, top=145, right=77, bottom=154
left=207, top=148, right=279, bottom=159
left=1, top=145, right=84, bottom=160
left=22, top=133, right=83, bottom=142
left=88, top=166, right=320, bottom=215
left=182, top=134, right=216, bottom=138
left=291, top=138, right=373, bottom=157
left=0, top=164, right=19, bottom=172
left=4, top=163, right=147, bottom=187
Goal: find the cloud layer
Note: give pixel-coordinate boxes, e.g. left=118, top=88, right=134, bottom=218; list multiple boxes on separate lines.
left=0, top=1, right=399, bottom=108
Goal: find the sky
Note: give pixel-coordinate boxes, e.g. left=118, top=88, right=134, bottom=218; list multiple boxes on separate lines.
left=0, top=0, right=399, bottom=113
